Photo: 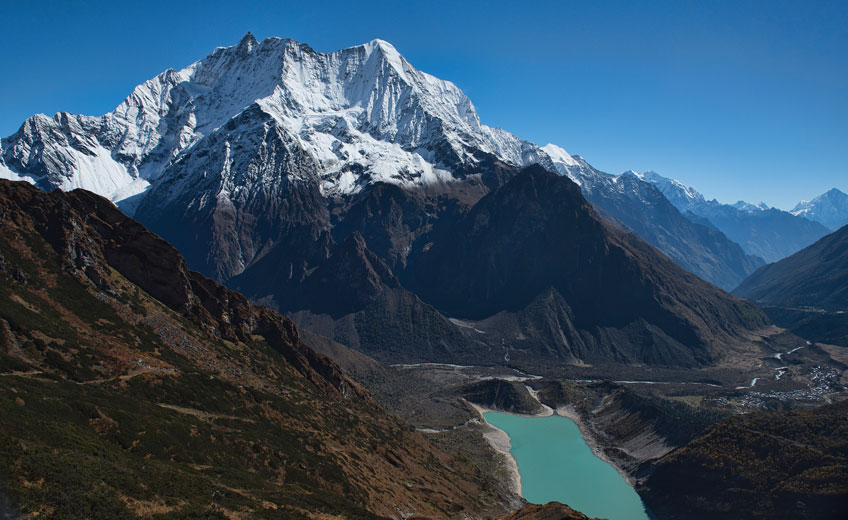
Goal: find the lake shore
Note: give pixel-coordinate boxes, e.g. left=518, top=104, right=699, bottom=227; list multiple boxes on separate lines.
left=468, top=397, right=638, bottom=490
left=465, top=393, right=567, bottom=498
left=481, top=408, right=650, bottom=519
left=466, top=401, right=524, bottom=496
left=554, top=405, right=636, bottom=486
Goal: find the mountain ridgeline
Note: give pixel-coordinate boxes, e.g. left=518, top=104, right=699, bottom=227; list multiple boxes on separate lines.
left=733, top=224, right=848, bottom=346
left=577, top=168, right=764, bottom=289
left=4, top=34, right=773, bottom=291
left=734, top=224, right=848, bottom=311
left=637, top=170, right=831, bottom=263
left=401, top=167, right=767, bottom=366
left=792, top=188, right=848, bottom=231
left=1, top=34, right=773, bottom=369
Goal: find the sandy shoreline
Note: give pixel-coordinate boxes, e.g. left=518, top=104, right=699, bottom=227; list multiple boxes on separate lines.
left=465, top=394, right=559, bottom=498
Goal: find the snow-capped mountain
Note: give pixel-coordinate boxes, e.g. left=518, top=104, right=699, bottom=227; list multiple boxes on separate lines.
left=0, top=33, right=782, bottom=366
left=2, top=33, right=761, bottom=289
left=792, top=188, right=848, bottom=231
left=730, top=200, right=771, bottom=212
left=636, top=170, right=706, bottom=210
left=1, top=33, right=553, bottom=213
left=637, top=170, right=830, bottom=263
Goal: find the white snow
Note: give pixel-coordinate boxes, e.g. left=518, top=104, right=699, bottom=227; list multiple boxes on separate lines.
left=2, top=35, right=570, bottom=205
left=637, top=170, right=705, bottom=207
left=732, top=200, right=771, bottom=212
left=541, top=143, right=578, bottom=167
left=791, top=188, right=848, bottom=230
left=0, top=162, right=35, bottom=185
left=61, top=145, right=150, bottom=203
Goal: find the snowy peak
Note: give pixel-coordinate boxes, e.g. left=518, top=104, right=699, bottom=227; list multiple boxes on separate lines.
left=359, top=38, right=407, bottom=78
left=237, top=32, right=258, bottom=52
left=2, top=34, right=553, bottom=204
left=731, top=200, right=771, bottom=212
left=627, top=170, right=705, bottom=211
left=792, top=187, right=848, bottom=231
left=538, top=143, right=591, bottom=186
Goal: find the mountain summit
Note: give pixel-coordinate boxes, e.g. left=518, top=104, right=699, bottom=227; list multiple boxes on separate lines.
left=0, top=34, right=554, bottom=209
left=792, top=188, right=848, bottom=231
left=1, top=35, right=771, bottom=290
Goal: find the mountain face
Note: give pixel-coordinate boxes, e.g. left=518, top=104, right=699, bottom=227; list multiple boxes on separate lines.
left=793, top=188, right=848, bottom=231
left=401, top=167, right=769, bottom=367
left=1, top=33, right=549, bottom=211
left=0, top=33, right=555, bottom=283
left=0, top=179, right=506, bottom=518
left=733, top=224, right=848, bottom=311
left=2, top=34, right=767, bottom=293
left=637, top=171, right=831, bottom=263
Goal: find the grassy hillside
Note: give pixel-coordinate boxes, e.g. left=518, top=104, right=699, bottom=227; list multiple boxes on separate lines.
left=0, top=180, right=506, bottom=519
left=639, top=400, right=848, bottom=519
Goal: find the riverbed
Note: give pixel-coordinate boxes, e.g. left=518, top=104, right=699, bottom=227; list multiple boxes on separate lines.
left=483, top=412, right=650, bottom=520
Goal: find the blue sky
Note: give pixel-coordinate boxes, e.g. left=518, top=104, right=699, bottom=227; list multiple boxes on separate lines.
left=1, top=0, right=845, bottom=209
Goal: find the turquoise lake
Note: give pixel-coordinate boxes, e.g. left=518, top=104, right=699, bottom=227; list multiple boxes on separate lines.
left=483, top=412, right=650, bottom=520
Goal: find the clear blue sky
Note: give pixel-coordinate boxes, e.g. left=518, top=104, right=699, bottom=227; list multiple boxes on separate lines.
left=1, top=0, right=845, bottom=209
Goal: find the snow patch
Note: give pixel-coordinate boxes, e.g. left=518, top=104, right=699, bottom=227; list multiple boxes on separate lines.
left=0, top=163, right=36, bottom=185
left=541, top=143, right=578, bottom=167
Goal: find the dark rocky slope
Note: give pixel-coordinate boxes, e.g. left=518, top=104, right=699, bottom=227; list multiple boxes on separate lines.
left=734, top=224, right=848, bottom=311
left=734, top=225, right=848, bottom=345
left=459, top=379, right=543, bottom=415
left=0, top=179, right=509, bottom=519
left=403, top=166, right=769, bottom=367
left=498, top=502, right=600, bottom=520
left=270, top=231, right=473, bottom=363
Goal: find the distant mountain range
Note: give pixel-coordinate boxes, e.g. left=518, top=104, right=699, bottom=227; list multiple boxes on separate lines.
left=734, top=224, right=848, bottom=310
left=546, top=154, right=764, bottom=290
left=635, top=170, right=832, bottom=263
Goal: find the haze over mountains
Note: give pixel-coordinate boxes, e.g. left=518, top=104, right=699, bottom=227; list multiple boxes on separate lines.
left=733, top=223, right=848, bottom=347
left=734, top=224, right=848, bottom=311
left=635, top=170, right=832, bottom=263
